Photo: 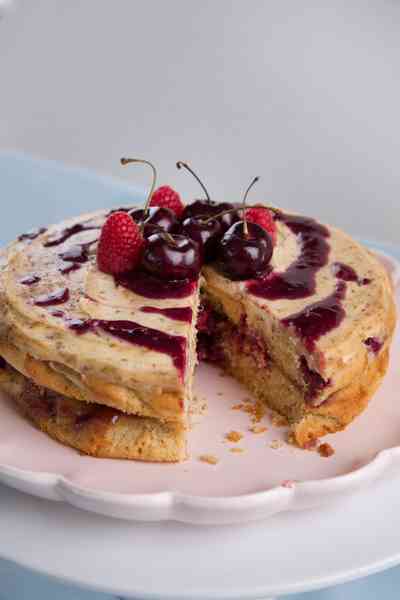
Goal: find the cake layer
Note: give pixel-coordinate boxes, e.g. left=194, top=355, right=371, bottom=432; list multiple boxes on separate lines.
left=203, top=214, right=396, bottom=405
left=0, top=362, right=186, bottom=462
left=0, top=212, right=200, bottom=421
left=199, top=305, right=391, bottom=447
left=0, top=340, right=186, bottom=421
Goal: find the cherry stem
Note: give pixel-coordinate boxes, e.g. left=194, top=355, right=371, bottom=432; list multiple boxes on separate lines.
left=120, top=158, right=157, bottom=219
left=176, top=161, right=211, bottom=202
left=242, top=176, right=259, bottom=236
left=202, top=203, right=278, bottom=225
left=162, top=231, right=179, bottom=247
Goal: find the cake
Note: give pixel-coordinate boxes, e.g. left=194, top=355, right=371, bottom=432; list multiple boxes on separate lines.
left=0, top=160, right=395, bottom=460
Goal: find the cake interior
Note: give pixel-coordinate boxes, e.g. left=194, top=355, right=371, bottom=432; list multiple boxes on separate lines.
left=0, top=278, right=392, bottom=459
left=196, top=295, right=320, bottom=429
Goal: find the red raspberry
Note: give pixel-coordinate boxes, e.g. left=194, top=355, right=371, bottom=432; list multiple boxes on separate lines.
left=97, top=212, right=144, bottom=275
left=245, top=207, right=276, bottom=244
left=150, top=186, right=184, bottom=217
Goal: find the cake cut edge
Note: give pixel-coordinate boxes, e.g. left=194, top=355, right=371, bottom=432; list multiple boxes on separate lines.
left=0, top=363, right=187, bottom=462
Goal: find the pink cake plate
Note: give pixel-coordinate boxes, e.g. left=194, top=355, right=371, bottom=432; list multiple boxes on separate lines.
left=0, top=250, right=398, bottom=526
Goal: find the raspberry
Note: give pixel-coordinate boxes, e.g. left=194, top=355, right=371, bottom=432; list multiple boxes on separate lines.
left=245, top=207, right=276, bottom=244
left=97, top=212, right=144, bottom=275
left=150, top=186, right=184, bottom=217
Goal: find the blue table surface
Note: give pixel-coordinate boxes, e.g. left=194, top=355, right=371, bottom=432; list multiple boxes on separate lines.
left=0, top=152, right=399, bottom=600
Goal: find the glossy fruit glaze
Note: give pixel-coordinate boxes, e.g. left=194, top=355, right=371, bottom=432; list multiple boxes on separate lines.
left=34, top=287, right=70, bottom=307
left=248, top=213, right=330, bottom=299
left=140, top=306, right=193, bottom=323
left=68, top=318, right=186, bottom=379
left=282, top=282, right=346, bottom=352
left=20, top=275, right=41, bottom=286
left=44, top=222, right=101, bottom=247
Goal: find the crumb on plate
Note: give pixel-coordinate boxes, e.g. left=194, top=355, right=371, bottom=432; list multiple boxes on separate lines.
left=249, top=425, right=267, bottom=434
left=225, top=430, right=243, bottom=443
left=269, top=439, right=283, bottom=450
left=199, top=454, right=219, bottom=465
left=318, top=443, right=335, bottom=458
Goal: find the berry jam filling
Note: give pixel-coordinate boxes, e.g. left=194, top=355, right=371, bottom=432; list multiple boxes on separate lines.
left=34, top=287, right=70, bottom=307
left=300, top=356, right=330, bottom=404
left=248, top=213, right=330, bottom=299
left=68, top=318, right=186, bottom=379
left=59, top=263, right=82, bottom=276
left=20, top=275, right=41, bottom=286
left=364, top=336, right=383, bottom=354
left=282, top=282, right=347, bottom=352
left=196, top=303, right=269, bottom=368
left=332, top=262, right=371, bottom=286
left=0, top=356, right=6, bottom=369
left=50, top=310, right=65, bottom=318
left=44, top=222, right=101, bottom=247
left=115, top=270, right=197, bottom=299
left=59, top=245, right=90, bottom=263
left=18, top=227, right=47, bottom=242
left=140, top=306, right=193, bottom=323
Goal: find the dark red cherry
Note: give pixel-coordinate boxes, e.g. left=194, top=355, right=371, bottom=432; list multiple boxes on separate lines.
left=141, top=232, right=202, bottom=281
left=218, top=221, right=273, bottom=280
left=181, top=199, right=220, bottom=222
left=130, top=206, right=178, bottom=234
left=176, top=161, right=218, bottom=222
left=215, top=202, right=241, bottom=233
left=182, top=216, right=222, bottom=262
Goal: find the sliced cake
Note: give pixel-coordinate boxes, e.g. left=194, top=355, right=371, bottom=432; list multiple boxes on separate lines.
left=0, top=160, right=396, bottom=460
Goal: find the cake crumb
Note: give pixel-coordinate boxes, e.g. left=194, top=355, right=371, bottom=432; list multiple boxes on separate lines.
left=253, top=400, right=266, bottom=423
left=199, top=454, right=219, bottom=465
left=190, top=395, right=208, bottom=416
left=269, top=411, right=288, bottom=427
left=225, top=430, right=243, bottom=443
left=249, top=425, right=267, bottom=434
left=236, top=399, right=266, bottom=423
left=269, top=439, right=283, bottom=450
left=304, top=437, right=318, bottom=450
left=231, top=403, right=243, bottom=410
left=318, top=443, right=335, bottom=458
left=230, top=447, right=245, bottom=453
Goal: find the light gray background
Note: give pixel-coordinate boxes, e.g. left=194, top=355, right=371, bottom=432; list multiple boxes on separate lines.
left=0, top=0, right=399, bottom=243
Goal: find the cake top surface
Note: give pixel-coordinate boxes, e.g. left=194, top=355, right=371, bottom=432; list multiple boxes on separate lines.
left=0, top=203, right=394, bottom=386
left=0, top=210, right=199, bottom=389
left=203, top=211, right=393, bottom=375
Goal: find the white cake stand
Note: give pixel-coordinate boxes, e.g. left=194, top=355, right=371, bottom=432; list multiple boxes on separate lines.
left=1, top=470, right=400, bottom=600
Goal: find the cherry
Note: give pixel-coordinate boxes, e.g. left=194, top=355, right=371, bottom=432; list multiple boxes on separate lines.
left=218, top=221, right=273, bottom=280
left=176, top=161, right=219, bottom=221
left=181, top=199, right=219, bottom=221
left=215, top=201, right=240, bottom=233
left=218, top=177, right=273, bottom=280
left=120, top=158, right=181, bottom=241
left=130, top=206, right=178, bottom=234
left=141, top=232, right=202, bottom=281
left=182, top=216, right=222, bottom=262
